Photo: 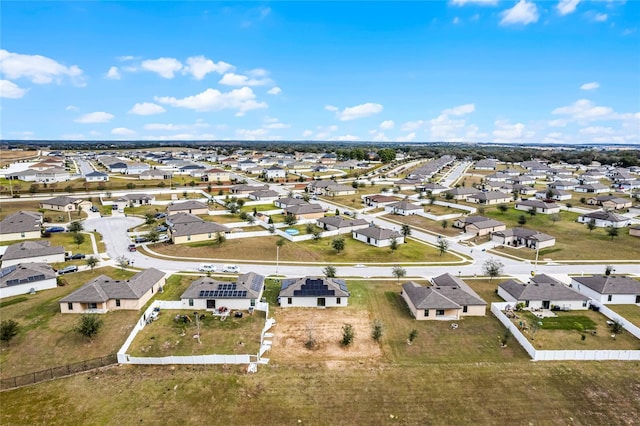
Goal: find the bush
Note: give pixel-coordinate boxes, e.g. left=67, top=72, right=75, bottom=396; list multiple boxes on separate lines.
left=341, top=323, right=355, bottom=347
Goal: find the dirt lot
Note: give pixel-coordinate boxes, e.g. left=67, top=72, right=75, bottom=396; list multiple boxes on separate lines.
left=270, top=308, right=383, bottom=364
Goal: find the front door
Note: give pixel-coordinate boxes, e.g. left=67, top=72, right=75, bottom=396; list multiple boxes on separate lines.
left=636, top=295, right=640, bottom=304
left=542, top=300, right=550, bottom=309
left=317, top=298, right=326, bottom=307
left=206, top=299, right=215, bottom=309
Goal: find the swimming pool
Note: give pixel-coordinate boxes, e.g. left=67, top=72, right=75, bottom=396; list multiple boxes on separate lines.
left=285, top=228, right=300, bottom=235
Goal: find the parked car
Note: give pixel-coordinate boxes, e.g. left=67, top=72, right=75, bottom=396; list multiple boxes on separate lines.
left=90, top=206, right=99, bottom=212
left=154, top=213, right=167, bottom=219
left=58, top=265, right=79, bottom=275
left=65, top=253, right=86, bottom=260
left=45, top=226, right=66, bottom=233
left=222, top=264, right=239, bottom=273
left=128, top=244, right=137, bottom=252
left=134, top=236, right=148, bottom=243
left=156, top=225, right=168, bottom=232
left=198, top=264, right=217, bottom=272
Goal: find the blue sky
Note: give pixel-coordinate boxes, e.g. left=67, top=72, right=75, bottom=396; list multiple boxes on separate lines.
left=1, top=1, right=638, bottom=144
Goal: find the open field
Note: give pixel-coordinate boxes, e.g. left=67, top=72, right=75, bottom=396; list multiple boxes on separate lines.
left=383, top=213, right=463, bottom=237
left=0, top=150, right=40, bottom=167
left=485, top=207, right=640, bottom=261
left=0, top=267, right=137, bottom=378
left=0, top=199, right=41, bottom=220
left=421, top=202, right=469, bottom=216
left=152, top=235, right=460, bottom=264
left=510, top=310, right=640, bottom=351
left=609, top=304, right=640, bottom=328
left=47, top=231, right=106, bottom=254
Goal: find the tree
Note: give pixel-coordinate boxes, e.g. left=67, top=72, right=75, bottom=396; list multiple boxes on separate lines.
left=401, top=224, right=411, bottom=238
left=331, top=237, right=345, bottom=253
left=312, top=230, right=321, bottom=241
left=371, top=319, right=384, bottom=342
left=305, top=223, right=315, bottom=234
left=392, top=265, right=407, bottom=283
left=215, top=232, right=227, bottom=246
left=445, top=192, right=454, bottom=201
left=482, top=258, right=504, bottom=281
left=528, top=207, right=537, bottom=216
left=441, top=220, right=448, bottom=230
left=377, top=148, right=396, bottom=163
left=268, top=225, right=276, bottom=234
left=246, top=215, right=256, bottom=224
left=146, top=229, right=160, bottom=243
left=498, top=204, right=508, bottom=213
left=75, top=315, right=103, bottom=341
left=323, top=265, right=337, bottom=278
left=0, top=319, right=19, bottom=346
left=73, top=232, right=85, bottom=247
left=68, top=221, right=84, bottom=233
left=518, top=215, right=527, bottom=226
left=587, top=219, right=596, bottom=232
left=276, top=237, right=286, bottom=249
left=340, top=323, right=355, bottom=347
left=437, top=239, right=449, bottom=256
left=606, top=226, right=619, bottom=240
left=116, top=255, right=129, bottom=273
left=390, top=238, right=399, bottom=252
left=284, top=213, right=297, bottom=226
left=144, top=213, right=156, bottom=225
left=407, top=329, right=418, bottom=345
left=550, top=213, right=560, bottom=225
left=86, top=256, right=99, bottom=270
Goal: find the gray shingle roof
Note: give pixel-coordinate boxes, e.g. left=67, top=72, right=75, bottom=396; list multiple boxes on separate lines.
left=275, top=197, right=307, bottom=206
left=279, top=276, right=350, bottom=298
left=170, top=220, right=230, bottom=237
left=316, top=216, right=368, bottom=229
left=0, top=211, right=42, bottom=234
left=499, top=279, right=588, bottom=301
left=431, top=273, right=486, bottom=306
left=0, top=263, right=56, bottom=288
left=250, top=190, right=280, bottom=198
left=354, top=225, right=401, bottom=240
left=285, top=203, right=325, bottom=215
left=580, top=211, right=628, bottom=222
left=388, top=200, right=422, bottom=210
left=166, top=212, right=203, bottom=226
left=181, top=272, right=265, bottom=299
left=167, top=200, right=208, bottom=212
left=60, top=268, right=165, bottom=303
left=572, top=275, right=640, bottom=295
left=516, top=199, right=559, bottom=209
left=402, top=281, right=460, bottom=309
left=42, top=196, right=81, bottom=207
left=2, top=240, right=65, bottom=261
left=493, top=227, right=555, bottom=242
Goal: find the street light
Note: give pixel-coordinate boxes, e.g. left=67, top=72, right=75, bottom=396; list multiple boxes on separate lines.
left=276, top=245, right=280, bottom=275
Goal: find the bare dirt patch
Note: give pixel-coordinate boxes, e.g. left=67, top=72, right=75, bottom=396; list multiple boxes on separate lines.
left=270, top=308, right=383, bottom=363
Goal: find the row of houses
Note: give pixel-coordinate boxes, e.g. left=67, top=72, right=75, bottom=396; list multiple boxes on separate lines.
left=5, top=157, right=70, bottom=183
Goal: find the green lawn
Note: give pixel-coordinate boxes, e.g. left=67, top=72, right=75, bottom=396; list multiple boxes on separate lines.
left=47, top=231, right=106, bottom=254
left=240, top=203, right=279, bottom=213
left=608, top=305, right=640, bottom=328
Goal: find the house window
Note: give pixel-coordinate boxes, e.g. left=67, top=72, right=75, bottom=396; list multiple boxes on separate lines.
left=88, top=303, right=97, bottom=310
left=607, top=295, right=612, bottom=302
left=462, top=305, right=468, bottom=313
left=67, top=302, right=73, bottom=310
left=424, top=309, right=429, bottom=317
left=636, top=295, right=640, bottom=304
left=21, top=232, right=25, bottom=238
left=115, top=299, right=121, bottom=307
left=187, top=235, right=191, bottom=241
left=287, top=297, right=292, bottom=305
left=436, top=309, right=445, bottom=316
left=250, top=299, right=256, bottom=307
left=188, top=299, right=194, bottom=307
left=336, top=297, right=341, bottom=305
left=208, top=233, right=212, bottom=238
left=582, top=301, right=588, bottom=307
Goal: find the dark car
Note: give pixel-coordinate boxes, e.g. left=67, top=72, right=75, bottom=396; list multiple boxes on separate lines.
left=45, top=226, right=66, bottom=233
left=134, top=236, right=148, bottom=244
left=155, top=225, right=168, bottom=232
left=58, top=265, right=79, bottom=275
left=69, top=253, right=86, bottom=260
left=154, top=213, right=167, bottom=219
left=90, top=206, right=99, bottom=212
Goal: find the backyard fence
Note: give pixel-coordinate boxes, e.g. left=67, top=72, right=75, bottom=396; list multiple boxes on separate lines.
left=0, top=354, right=117, bottom=391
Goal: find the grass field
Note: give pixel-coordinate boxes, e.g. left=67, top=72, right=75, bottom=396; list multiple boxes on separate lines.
left=152, top=235, right=460, bottom=264
left=608, top=305, right=640, bottom=328
left=0, top=199, right=41, bottom=220
left=383, top=213, right=463, bottom=237
left=47, top=231, right=106, bottom=255
left=0, top=267, right=137, bottom=378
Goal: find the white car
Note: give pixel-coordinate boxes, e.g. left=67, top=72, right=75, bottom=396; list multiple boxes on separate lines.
left=198, top=264, right=217, bottom=272
left=222, top=265, right=239, bottom=273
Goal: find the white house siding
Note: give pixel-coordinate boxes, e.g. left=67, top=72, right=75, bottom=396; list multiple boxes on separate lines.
left=352, top=232, right=404, bottom=248
left=60, top=301, right=108, bottom=314
left=537, top=239, right=556, bottom=250
left=1, top=278, right=57, bottom=299
left=2, top=253, right=65, bottom=267
left=0, top=230, right=42, bottom=243
left=181, top=298, right=254, bottom=311
left=280, top=296, right=347, bottom=308
left=497, top=287, right=518, bottom=303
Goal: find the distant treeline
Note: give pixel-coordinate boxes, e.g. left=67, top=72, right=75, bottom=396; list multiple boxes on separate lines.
left=1, top=140, right=638, bottom=167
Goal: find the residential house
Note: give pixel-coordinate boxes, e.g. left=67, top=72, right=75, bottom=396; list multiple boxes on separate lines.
left=278, top=276, right=349, bottom=308
left=466, top=191, right=512, bottom=205
left=59, top=268, right=166, bottom=313
left=453, top=216, right=506, bottom=236
left=125, top=162, right=150, bottom=175
left=586, top=195, right=632, bottom=211
left=166, top=212, right=203, bottom=227
left=273, top=197, right=307, bottom=209
left=394, top=178, right=422, bottom=190
left=575, top=183, right=609, bottom=194
left=630, top=224, right=640, bottom=238
left=401, top=275, right=487, bottom=320
left=443, top=187, right=481, bottom=201
left=577, top=211, right=631, bottom=228
left=230, top=184, right=269, bottom=194
left=85, top=171, right=109, bottom=182
left=319, top=153, right=338, bottom=165
left=571, top=275, right=640, bottom=305
left=284, top=203, right=325, bottom=220
left=316, top=216, right=369, bottom=233
left=384, top=200, right=423, bottom=215
left=491, top=227, right=556, bottom=249
left=167, top=200, right=209, bottom=215
left=264, top=166, right=287, bottom=180
left=307, top=180, right=356, bottom=196
left=0, top=211, right=43, bottom=243
left=1, top=241, right=65, bottom=267
left=40, top=196, right=92, bottom=212
left=248, top=189, right=280, bottom=202
left=0, top=263, right=57, bottom=299
left=513, top=184, right=537, bottom=197
left=363, top=194, right=398, bottom=208
left=180, top=272, right=265, bottom=311
left=507, top=175, right=537, bottom=186
left=139, top=169, right=173, bottom=180
left=352, top=225, right=404, bottom=248
left=170, top=220, right=231, bottom=244
left=417, top=183, right=447, bottom=194
left=474, top=159, right=497, bottom=170
left=515, top=199, right=560, bottom=215
left=115, top=193, right=156, bottom=207
left=547, top=180, right=576, bottom=191
left=535, top=188, right=571, bottom=201
left=497, top=276, right=589, bottom=311
left=238, top=160, right=257, bottom=171
left=202, top=168, right=231, bottom=183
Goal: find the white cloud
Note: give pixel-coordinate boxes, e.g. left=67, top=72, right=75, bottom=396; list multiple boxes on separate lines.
left=236, top=128, right=268, bottom=140
left=65, top=105, right=79, bottom=111
left=548, top=119, right=568, bottom=127
left=218, top=72, right=272, bottom=86
left=155, top=87, right=267, bottom=116
left=75, top=112, right=115, bottom=124
left=331, top=134, right=360, bottom=141
left=143, top=121, right=210, bottom=131
left=302, top=130, right=313, bottom=138
left=111, top=127, right=136, bottom=136
left=61, top=133, right=85, bottom=140
left=0, top=79, right=27, bottom=98
left=140, top=57, right=183, bottom=79
left=370, top=132, right=389, bottom=141
left=142, top=133, right=216, bottom=141
left=396, top=132, right=417, bottom=142
left=580, top=81, right=600, bottom=91
left=552, top=99, right=615, bottom=122
left=267, top=86, right=282, bottom=95
left=443, top=103, right=475, bottom=116
left=593, top=13, right=608, bottom=22
left=128, top=102, right=166, bottom=116
left=263, top=117, right=291, bottom=129
left=429, top=114, right=469, bottom=141
left=0, top=49, right=84, bottom=85
left=556, top=0, right=580, bottom=16
left=492, top=120, right=535, bottom=142
left=500, top=0, right=539, bottom=26
left=336, top=102, right=383, bottom=121
left=325, top=105, right=339, bottom=112
left=106, top=66, right=121, bottom=80
left=379, top=120, right=395, bottom=130
left=543, top=132, right=571, bottom=144
left=314, top=124, right=338, bottom=139
left=451, top=0, right=498, bottom=6
left=117, top=55, right=138, bottom=61
left=401, top=120, right=425, bottom=131
left=453, top=17, right=461, bottom=24
left=183, top=55, right=233, bottom=80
